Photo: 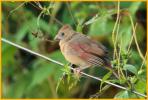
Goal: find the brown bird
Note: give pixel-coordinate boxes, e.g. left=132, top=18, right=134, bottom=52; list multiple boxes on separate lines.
left=54, top=24, right=114, bottom=72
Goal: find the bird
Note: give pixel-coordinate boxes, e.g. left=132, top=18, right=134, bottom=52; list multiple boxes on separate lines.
left=54, top=24, right=117, bottom=77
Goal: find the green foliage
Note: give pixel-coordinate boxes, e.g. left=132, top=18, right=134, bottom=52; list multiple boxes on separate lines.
left=100, top=70, right=112, bottom=91
left=88, top=9, right=115, bottom=36
left=61, top=64, right=71, bottom=84
left=2, top=1, right=146, bottom=99
left=8, top=74, right=31, bottom=98
left=114, top=90, right=129, bottom=99
left=56, top=64, right=80, bottom=93
left=123, top=64, right=138, bottom=75
left=29, top=62, right=54, bottom=89
left=2, top=44, right=17, bottom=65
left=135, top=79, right=146, bottom=94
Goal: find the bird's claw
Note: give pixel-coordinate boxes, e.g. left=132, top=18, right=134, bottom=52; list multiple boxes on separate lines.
left=73, top=67, right=82, bottom=76
left=68, top=63, right=82, bottom=77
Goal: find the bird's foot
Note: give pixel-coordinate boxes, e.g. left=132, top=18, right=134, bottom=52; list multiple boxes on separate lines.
left=73, top=67, right=82, bottom=77
left=68, top=63, right=82, bottom=78
left=68, top=63, right=79, bottom=73
left=69, top=63, right=77, bottom=68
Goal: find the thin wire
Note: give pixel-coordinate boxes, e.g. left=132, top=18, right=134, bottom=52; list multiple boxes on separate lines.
left=1, top=38, right=147, bottom=98
left=2, top=38, right=63, bottom=66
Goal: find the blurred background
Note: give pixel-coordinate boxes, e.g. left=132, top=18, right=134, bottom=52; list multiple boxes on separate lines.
left=2, top=1, right=147, bottom=98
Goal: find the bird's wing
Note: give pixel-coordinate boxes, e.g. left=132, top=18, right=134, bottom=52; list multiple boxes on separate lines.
left=69, top=35, right=109, bottom=66
left=71, top=34, right=108, bottom=56
left=69, top=41, right=105, bottom=66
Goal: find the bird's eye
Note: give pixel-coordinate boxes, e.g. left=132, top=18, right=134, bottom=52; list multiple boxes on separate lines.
left=61, top=32, right=65, bottom=36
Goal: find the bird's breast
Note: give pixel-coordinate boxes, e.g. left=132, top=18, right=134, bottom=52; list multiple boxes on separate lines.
left=59, top=41, right=88, bottom=67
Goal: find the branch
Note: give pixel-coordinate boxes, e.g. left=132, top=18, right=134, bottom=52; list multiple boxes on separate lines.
left=1, top=38, right=147, bottom=98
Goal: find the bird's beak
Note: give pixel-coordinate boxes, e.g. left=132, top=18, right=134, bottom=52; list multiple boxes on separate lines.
left=54, top=35, right=60, bottom=41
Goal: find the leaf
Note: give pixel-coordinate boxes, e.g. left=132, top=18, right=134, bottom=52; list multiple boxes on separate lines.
left=123, top=64, right=138, bottom=75
left=9, top=2, right=26, bottom=15
left=84, top=14, right=99, bottom=26
left=49, top=51, right=67, bottom=64
left=61, top=63, right=71, bottom=83
left=118, top=2, right=141, bottom=51
left=2, top=44, right=17, bottom=65
left=76, top=22, right=83, bottom=32
left=128, top=91, right=139, bottom=98
left=118, top=21, right=132, bottom=50
left=100, top=71, right=112, bottom=91
left=114, top=90, right=129, bottom=98
left=29, top=65, right=53, bottom=89
left=56, top=75, right=64, bottom=93
left=62, top=8, right=74, bottom=25
left=134, top=80, right=146, bottom=94
left=88, top=9, right=117, bottom=36
left=8, top=74, right=31, bottom=98
left=15, top=21, right=30, bottom=42
left=129, top=2, right=141, bottom=16
left=89, top=16, right=114, bottom=36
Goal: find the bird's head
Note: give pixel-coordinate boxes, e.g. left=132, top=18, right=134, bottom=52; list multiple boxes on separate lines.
left=54, top=24, right=74, bottom=41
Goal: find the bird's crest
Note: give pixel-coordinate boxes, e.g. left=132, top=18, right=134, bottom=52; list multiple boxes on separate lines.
left=61, top=24, right=73, bottom=30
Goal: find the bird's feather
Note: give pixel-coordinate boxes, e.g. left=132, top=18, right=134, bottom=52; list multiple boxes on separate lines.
left=69, top=37, right=109, bottom=67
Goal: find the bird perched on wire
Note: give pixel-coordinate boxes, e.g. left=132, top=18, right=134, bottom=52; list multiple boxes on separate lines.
left=54, top=24, right=118, bottom=78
